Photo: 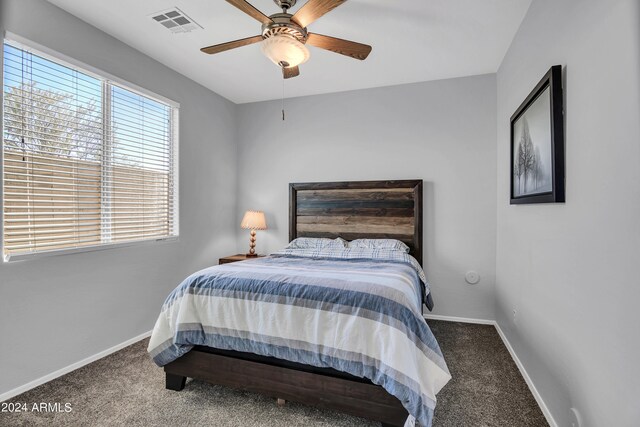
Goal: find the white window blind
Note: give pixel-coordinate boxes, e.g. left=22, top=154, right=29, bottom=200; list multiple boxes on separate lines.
left=2, top=40, right=179, bottom=261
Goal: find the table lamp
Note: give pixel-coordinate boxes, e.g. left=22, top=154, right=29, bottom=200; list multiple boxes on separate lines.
left=240, top=210, right=267, bottom=257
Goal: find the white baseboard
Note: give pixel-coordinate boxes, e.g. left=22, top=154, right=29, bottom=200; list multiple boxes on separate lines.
left=493, top=324, right=558, bottom=427
left=0, top=330, right=152, bottom=403
left=424, top=314, right=557, bottom=427
left=424, top=313, right=495, bottom=325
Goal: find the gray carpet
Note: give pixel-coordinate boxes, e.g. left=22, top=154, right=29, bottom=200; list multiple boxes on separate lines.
left=1, top=321, right=547, bottom=426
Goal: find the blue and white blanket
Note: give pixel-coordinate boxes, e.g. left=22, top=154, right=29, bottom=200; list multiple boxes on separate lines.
left=148, top=249, right=451, bottom=426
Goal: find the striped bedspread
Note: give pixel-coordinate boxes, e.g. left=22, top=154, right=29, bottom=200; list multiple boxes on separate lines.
left=148, top=250, right=451, bottom=426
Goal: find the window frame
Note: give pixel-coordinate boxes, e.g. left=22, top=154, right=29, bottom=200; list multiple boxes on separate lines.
left=1, top=33, right=180, bottom=262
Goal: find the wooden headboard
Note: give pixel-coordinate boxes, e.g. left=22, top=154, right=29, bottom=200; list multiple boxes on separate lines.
left=289, top=180, right=423, bottom=265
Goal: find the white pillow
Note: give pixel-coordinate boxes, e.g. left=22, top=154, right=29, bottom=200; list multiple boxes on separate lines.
left=286, top=237, right=347, bottom=250
left=348, top=238, right=410, bottom=253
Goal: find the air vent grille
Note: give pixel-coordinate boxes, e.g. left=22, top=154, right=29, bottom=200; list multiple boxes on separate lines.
left=150, top=7, right=202, bottom=33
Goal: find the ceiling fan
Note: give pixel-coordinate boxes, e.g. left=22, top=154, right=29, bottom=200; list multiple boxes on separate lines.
left=200, top=0, right=372, bottom=79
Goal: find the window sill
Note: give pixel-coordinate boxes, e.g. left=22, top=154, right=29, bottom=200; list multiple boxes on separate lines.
left=3, top=236, right=179, bottom=263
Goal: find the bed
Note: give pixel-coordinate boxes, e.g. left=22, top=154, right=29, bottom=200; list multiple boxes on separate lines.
left=148, top=180, right=450, bottom=426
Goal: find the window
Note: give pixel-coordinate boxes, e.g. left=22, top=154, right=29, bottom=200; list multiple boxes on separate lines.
left=2, top=40, right=179, bottom=261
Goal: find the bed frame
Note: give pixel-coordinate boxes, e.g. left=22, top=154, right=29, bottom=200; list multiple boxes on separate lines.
left=163, top=179, right=423, bottom=427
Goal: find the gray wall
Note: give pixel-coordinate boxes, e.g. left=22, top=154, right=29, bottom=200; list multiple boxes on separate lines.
left=495, top=0, right=640, bottom=426
left=236, top=75, right=498, bottom=320
left=0, top=0, right=238, bottom=396
left=6, top=2, right=637, bottom=425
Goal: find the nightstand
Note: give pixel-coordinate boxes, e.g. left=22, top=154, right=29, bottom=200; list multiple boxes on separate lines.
left=219, top=254, right=266, bottom=265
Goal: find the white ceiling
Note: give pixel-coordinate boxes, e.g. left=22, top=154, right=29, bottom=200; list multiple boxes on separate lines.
left=47, top=0, right=532, bottom=104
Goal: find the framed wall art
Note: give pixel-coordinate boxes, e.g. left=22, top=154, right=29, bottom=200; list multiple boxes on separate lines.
left=510, top=65, right=565, bottom=204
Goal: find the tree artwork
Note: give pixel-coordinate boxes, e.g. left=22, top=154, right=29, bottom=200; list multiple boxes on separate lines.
left=514, top=118, right=541, bottom=194
left=534, top=146, right=542, bottom=189
left=510, top=66, right=564, bottom=204
left=515, top=140, right=524, bottom=193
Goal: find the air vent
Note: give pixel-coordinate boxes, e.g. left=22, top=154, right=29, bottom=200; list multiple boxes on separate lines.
left=150, top=7, right=202, bottom=33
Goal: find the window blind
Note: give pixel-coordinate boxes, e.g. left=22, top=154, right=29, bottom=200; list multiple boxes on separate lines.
left=2, top=41, right=179, bottom=260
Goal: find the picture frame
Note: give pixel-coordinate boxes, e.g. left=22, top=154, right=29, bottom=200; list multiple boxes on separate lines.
left=510, top=65, right=565, bottom=204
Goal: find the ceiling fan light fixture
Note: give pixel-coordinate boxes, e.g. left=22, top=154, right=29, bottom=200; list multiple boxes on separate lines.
left=261, top=34, right=310, bottom=68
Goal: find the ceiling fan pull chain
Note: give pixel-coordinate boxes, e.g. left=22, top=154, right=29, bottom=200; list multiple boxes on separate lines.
left=282, top=76, right=285, bottom=121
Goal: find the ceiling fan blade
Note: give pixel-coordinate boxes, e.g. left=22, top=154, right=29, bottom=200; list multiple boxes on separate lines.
left=200, top=35, right=263, bottom=55
left=306, top=33, right=372, bottom=60
left=282, top=66, right=300, bottom=79
left=291, top=0, right=347, bottom=28
left=225, top=0, right=272, bottom=25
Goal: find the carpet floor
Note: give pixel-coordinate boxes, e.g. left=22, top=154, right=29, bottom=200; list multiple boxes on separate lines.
left=1, top=321, right=548, bottom=427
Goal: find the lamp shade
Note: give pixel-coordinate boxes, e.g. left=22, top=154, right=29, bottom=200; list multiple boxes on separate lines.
left=261, top=35, right=310, bottom=68
left=241, top=210, right=267, bottom=230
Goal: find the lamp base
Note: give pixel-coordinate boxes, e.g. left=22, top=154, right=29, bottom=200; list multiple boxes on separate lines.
left=246, top=229, right=258, bottom=258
